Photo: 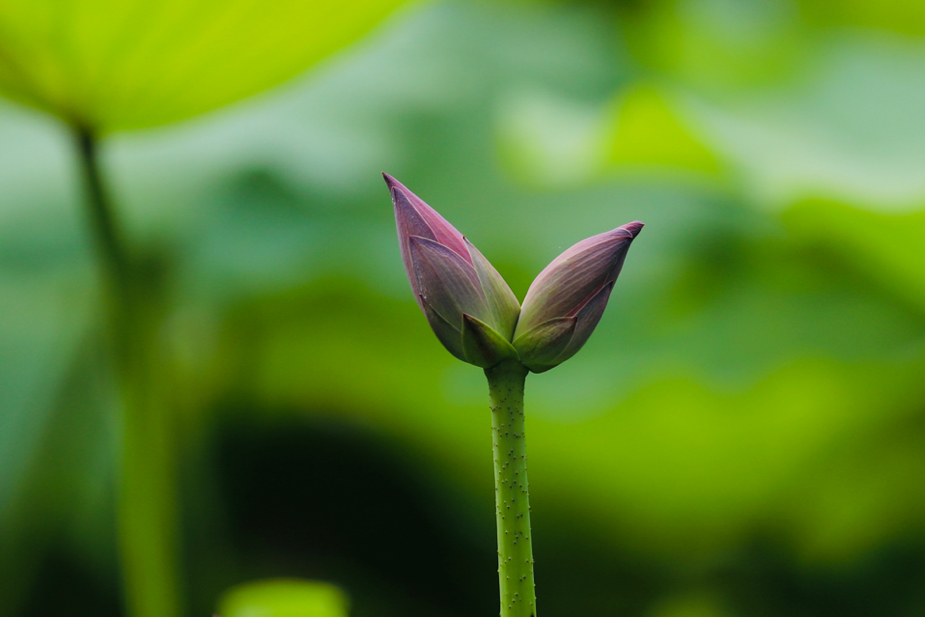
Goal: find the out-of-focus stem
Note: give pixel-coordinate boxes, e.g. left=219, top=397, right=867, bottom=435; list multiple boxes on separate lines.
left=486, top=360, right=537, bottom=617
left=75, top=127, right=182, bottom=617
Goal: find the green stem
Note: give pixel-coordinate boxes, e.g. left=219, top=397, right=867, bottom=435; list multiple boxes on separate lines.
left=75, top=130, right=131, bottom=304
left=75, top=127, right=182, bottom=617
left=486, top=360, right=537, bottom=617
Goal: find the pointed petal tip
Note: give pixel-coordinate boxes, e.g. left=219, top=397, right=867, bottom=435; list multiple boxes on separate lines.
left=383, top=173, right=416, bottom=198
left=385, top=174, right=417, bottom=220
left=382, top=171, right=400, bottom=190
left=621, top=221, right=644, bottom=238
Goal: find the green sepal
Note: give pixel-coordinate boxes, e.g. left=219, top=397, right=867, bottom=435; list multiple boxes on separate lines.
left=466, top=238, right=521, bottom=340
left=461, top=314, right=520, bottom=369
left=512, top=317, right=575, bottom=373
left=422, top=300, right=467, bottom=363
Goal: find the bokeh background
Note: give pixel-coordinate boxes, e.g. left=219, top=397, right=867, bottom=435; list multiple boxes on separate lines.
left=2, top=0, right=925, bottom=616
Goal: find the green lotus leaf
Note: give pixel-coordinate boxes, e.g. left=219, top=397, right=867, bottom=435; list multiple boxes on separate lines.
left=0, top=0, right=408, bottom=133
left=218, top=579, right=349, bottom=617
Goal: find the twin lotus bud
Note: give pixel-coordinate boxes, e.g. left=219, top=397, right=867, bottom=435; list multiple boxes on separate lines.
left=384, top=173, right=643, bottom=373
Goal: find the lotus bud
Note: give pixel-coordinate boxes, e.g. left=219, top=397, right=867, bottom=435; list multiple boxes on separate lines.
left=384, top=173, right=521, bottom=368
left=513, top=221, right=643, bottom=373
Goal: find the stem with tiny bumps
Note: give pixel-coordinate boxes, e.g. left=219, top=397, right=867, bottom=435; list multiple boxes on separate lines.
left=486, top=360, right=536, bottom=617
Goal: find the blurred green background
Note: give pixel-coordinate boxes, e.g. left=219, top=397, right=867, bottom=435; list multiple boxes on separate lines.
left=2, top=0, right=925, bottom=615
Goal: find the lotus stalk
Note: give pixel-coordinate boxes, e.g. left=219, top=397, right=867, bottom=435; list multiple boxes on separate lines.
left=384, top=173, right=643, bottom=617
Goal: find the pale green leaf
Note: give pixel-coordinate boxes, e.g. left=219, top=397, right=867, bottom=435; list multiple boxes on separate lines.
left=0, top=0, right=409, bottom=132
left=218, top=579, right=349, bottom=617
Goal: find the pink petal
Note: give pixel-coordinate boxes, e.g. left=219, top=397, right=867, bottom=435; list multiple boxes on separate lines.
left=409, top=236, right=486, bottom=329
left=516, top=222, right=642, bottom=339
left=384, top=173, right=471, bottom=265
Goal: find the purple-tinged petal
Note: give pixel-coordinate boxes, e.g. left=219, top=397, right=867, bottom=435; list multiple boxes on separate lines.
left=391, top=185, right=438, bottom=304
left=558, top=280, right=613, bottom=364
left=515, top=221, right=642, bottom=340
left=384, top=173, right=471, bottom=265
left=422, top=301, right=467, bottom=363
left=516, top=282, right=613, bottom=373
left=409, top=236, right=487, bottom=330
left=465, top=238, right=520, bottom=340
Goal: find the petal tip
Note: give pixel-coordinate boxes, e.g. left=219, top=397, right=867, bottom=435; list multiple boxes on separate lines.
left=383, top=173, right=412, bottom=198
left=621, top=221, right=644, bottom=238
